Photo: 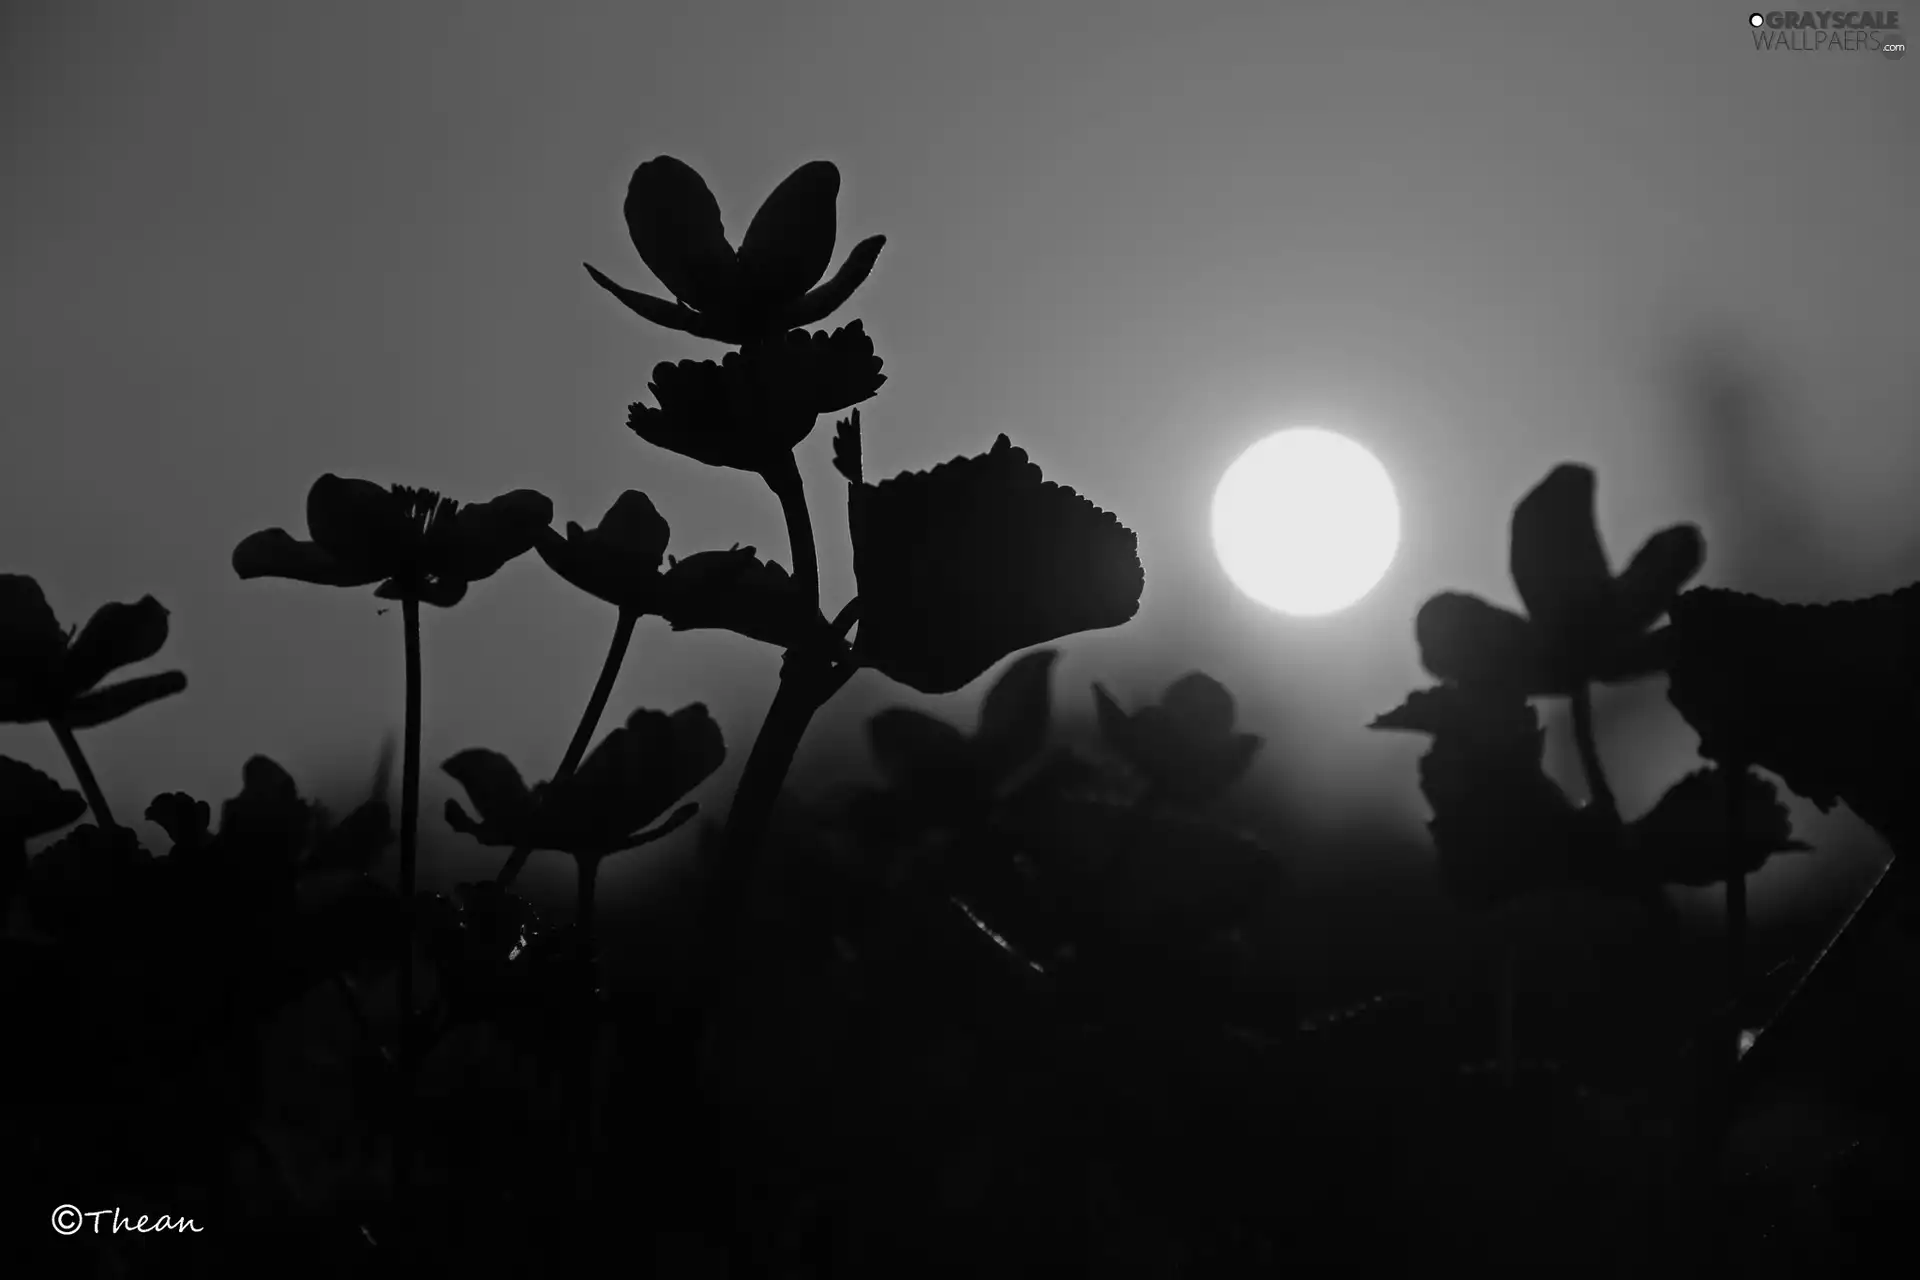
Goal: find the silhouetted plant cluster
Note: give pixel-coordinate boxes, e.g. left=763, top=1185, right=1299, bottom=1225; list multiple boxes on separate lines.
left=7, top=147, right=1918, bottom=1276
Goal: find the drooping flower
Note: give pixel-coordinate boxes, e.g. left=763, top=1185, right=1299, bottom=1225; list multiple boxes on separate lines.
left=442, top=704, right=725, bottom=857
left=0, top=575, right=187, bottom=728
left=1416, top=464, right=1704, bottom=696
left=535, top=489, right=674, bottom=614
left=232, top=475, right=553, bottom=608
left=585, top=155, right=886, bottom=345
left=839, top=417, right=1144, bottom=695
left=626, top=322, right=885, bottom=475
left=1092, top=672, right=1263, bottom=806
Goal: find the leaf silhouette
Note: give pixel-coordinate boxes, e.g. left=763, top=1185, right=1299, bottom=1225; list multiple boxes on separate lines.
left=1664, top=583, right=1920, bottom=849
left=850, top=435, right=1143, bottom=694
left=1620, top=766, right=1811, bottom=888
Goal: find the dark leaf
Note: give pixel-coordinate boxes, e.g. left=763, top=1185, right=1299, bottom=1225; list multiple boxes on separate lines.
left=852, top=435, right=1143, bottom=694
left=306, top=474, right=412, bottom=578
left=1629, top=767, right=1810, bottom=887
left=832, top=410, right=863, bottom=485
left=145, top=791, right=212, bottom=850
left=0, top=755, right=87, bottom=840
left=1613, top=525, right=1705, bottom=635
left=659, top=546, right=822, bottom=649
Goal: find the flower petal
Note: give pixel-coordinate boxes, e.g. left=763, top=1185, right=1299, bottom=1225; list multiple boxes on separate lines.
left=1414, top=593, right=1548, bottom=691
left=61, top=670, right=187, bottom=728
left=736, top=160, right=839, bottom=312
left=214, top=755, right=311, bottom=865
left=971, top=649, right=1057, bottom=781
left=306, top=475, right=411, bottom=579
left=1159, top=672, right=1237, bottom=742
left=64, top=595, right=171, bottom=693
left=441, top=748, right=535, bottom=831
left=233, top=529, right=386, bottom=587
left=785, top=234, right=886, bottom=332
left=433, top=489, right=554, bottom=583
left=582, top=264, right=734, bottom=341
left=1613, top=524, right=1705, bottom=635
left=851, top=435, right=1143, bottom=694
left=1508, top=464, right=1614, bottom=634
left=623, top=156, right=740, bottom=317
left=0, top=575, right=69, bottom=667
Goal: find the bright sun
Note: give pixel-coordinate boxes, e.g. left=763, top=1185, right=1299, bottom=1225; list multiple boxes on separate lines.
left=1210, top=427, right=1401, bottom=617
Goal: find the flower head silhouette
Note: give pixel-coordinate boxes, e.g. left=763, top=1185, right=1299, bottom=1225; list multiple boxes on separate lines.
left=1093, top=672, right=1262, bottom=807
left=232, top=475, right=553, bottom=607
left=444, top=704, right=724, bottom=858
left=1416, top=464, right=1703, bottom=696
left=585, top=156, right=886, bottom=345
left=840, top=422, right=1145, bottom=694
left=0, top=575, right=187, bottom=728
left=627, top=322, right=884, bottom=475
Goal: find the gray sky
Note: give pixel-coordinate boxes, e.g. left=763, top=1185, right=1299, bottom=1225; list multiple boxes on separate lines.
left=3, top=1, right=1914, bottom=916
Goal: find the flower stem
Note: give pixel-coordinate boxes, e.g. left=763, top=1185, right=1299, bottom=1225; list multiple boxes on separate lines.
left=1725, top=763, right=1749, bottom=1057
left=50, top=720, right=116, bottom=830
left=497, top=607, right=639, bottom=887
left=1568, top=683, right=1617, bottom=822
left=395, top=594, right=423, bottom=1201
left=763, top=453, right=820, bottom=613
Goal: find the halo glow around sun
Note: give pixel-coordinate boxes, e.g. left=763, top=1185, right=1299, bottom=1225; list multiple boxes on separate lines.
left=1210, top=428, right=1400, bottom=617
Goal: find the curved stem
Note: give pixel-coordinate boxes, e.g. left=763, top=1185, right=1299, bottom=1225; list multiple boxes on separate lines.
left=763, top=453, right=819, bottom=613
left=50, top=720, right=116, bottom=830
left=395, top=595, right=422, bottom=1200
left=497, top=608, right=639, bottom=887
left=1568, top=683, right=1617, bottom=822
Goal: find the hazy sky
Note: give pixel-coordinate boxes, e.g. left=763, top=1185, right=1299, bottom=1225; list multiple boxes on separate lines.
left=3, top=1, right=1914, bottom=914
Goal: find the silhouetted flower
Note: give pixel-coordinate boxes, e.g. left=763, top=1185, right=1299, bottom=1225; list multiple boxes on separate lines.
left=232, top=475, right=553, bottom=608
left=585, top=156, right=886, bottom=345
left=1416, top=465, right=1703, bottom=696
left=1093, top=672, right=1262, bottom=806
left=627, top=322, right=884, bottom=475
left=0, top=576, right=187, bottom=727
left=536, top=490, right=673, bottom=614
left=538, top=492, right=834, bottom=650
left=1371, top=685, right=1590, bottom=907
left=443, top=704, right=724, bottom=856
left=147, top=755, right=392, bottom=876
left=864, top=649, right=1060, bottom=824
left=840, top=420, right=1144, bottom=694
left=1664, top=583, right=1920, bottom=848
